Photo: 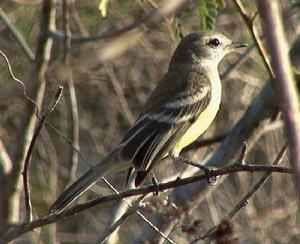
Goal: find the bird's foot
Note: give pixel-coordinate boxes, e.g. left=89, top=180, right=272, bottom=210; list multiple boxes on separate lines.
left=202, top=166, right=218, bottom=186
left=170, top=155, right=218, bottom=185
left=151, top=173, right=162, bottom=195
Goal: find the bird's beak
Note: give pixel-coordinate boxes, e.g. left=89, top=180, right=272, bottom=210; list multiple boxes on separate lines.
left=227, top=41, right=248, bottom=51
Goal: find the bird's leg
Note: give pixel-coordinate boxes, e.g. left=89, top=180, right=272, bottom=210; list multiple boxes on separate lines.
left=150, top=173, right=161, bottom=195
left=170, top=154, right=218, bottom=186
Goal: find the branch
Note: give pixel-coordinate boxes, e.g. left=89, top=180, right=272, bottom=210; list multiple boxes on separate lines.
left=96, top=195, right=146, bottom=244
left=0, top=8, right=35, bottom=61
left=105, top=65, right=135, bottom=124
left=0, top=51, right=39, bottom=112
left=48, top=0, right=186, bottom=43
left=0, top=163, right=292, bottom=243
left=196, top=142, right=288, bottom=242
left=0, top=139, right=12, bottom=175
left=100, top=178, right=176, bottom=244
left=22, top=86, right=63, bottom=222
left=2, top=0, right=57, bottom=233
left=61, top=0, right=80, bottom=184
left=258, top=0, right=300, bottom=201
left=233, top=0, right=273, bottom=78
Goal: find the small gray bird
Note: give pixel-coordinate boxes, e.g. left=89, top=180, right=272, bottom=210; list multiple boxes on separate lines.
left=49, top=31, right=247, bottom=213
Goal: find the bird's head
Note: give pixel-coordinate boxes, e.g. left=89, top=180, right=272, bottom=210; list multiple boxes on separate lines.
left=169, top=31, right=247, bottom=69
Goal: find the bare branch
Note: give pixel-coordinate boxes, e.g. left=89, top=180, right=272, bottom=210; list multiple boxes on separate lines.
left=96, top=195, right=146, bottom=244
left=233, top=0, right=273, bottom=78
left=258, top=0, right=300, bottom=201
left=0, top=163, right=292, bottom=243
left=0, top=51, right=39, bottom=112
left=0, top=139, right=12, bottom=174
left=236, top=141, right=248, bottom=165
left=196, top=142, right=288, bottom=242
left=22, top=86, right=63, bottom=222
left=0, top=8, right=34, bottom=61
left=105, top=65, right=135, bottom=124
left=61, top=0, right=80, bottom=184
left=101, top=178, right=176, bottom=244
left=0, top=0, right=57, bottom=231
left=49, top=0, right=186, bottom=43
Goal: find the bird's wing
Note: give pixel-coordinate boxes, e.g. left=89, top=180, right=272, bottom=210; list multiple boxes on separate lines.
left=118, top=70, right=212, bottom=181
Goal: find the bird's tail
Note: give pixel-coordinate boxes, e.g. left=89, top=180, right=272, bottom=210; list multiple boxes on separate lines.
left=49, top=149, right=128, bottom=213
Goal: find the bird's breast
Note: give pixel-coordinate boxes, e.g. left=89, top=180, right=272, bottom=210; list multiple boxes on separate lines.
left=171, top=69, right=222, bottom=156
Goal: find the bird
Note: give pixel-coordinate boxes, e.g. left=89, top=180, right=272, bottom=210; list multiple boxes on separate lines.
left=49, top=31, right=247, bottom=213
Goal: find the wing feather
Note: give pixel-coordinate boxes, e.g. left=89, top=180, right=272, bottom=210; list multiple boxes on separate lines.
left=119, top=70, right=212, bottom=185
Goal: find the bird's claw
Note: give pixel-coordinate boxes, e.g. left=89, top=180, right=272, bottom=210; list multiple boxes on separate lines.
left=201, top=166, right=218, bottom=186
left=151, top=174, right=162, bottom=195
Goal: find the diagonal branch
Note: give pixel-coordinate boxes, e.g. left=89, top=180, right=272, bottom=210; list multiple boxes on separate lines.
left=0, top=8, right=35, bottom=61
left=233, top=0, right=273, bottom=78
left=22, top=86, right=63, bottom=222
left=196, top=142, right=288, bottom=242
left=100, top=178, right=177, bottom=244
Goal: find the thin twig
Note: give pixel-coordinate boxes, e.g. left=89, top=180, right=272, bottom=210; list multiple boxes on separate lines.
left=0, top=8, right=35, bottom=61
left=101, top=178, right=176, bottom=244
left=236, top=141, right=248, bottom=165
left=0, top=139, right=13, bottom=175
left=136, top=209, right=177, bottom=244
left=221, top=43, right=255, bottom=80
left=22, top=86, right=63, bottom=222
left=44, top=121, right=92, bottom=168
left=104, top=65, right=135, bottom=124
left=69, top=2, right=89, bottom=36
left=196, top=142, right=288, bottom=242
left=0, top=49, right=89, bottom=171
left=62, top=0, right=71, bottom=62
left=0, top=51, right=39, bottom=113
left=48, top=0, right=186, bottom=43
left=2, top=0, right=56, bottom=232
left=61, top=0, right=80, bottom=183
left=96, top=195, right=146, bottom=244
left=1, top=163, right=292, bottom=243
left=233, top=0, right=273, bottom=78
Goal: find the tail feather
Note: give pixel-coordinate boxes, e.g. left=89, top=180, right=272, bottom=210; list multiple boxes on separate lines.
left=49, top=150, right=127, bottom=213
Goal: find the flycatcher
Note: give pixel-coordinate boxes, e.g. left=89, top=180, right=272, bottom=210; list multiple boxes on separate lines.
left=50, top=31, right=247, bottom=212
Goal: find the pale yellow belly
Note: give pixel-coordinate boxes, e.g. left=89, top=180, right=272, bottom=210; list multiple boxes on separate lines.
left=171, top=70, right=221, bottom=156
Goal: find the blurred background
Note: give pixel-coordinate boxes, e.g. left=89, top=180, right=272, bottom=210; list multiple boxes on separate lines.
left=0, top=0, right=299, bottom=243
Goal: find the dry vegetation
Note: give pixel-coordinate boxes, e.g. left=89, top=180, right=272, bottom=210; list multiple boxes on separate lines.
left=0, top=0, right=300, bottom=243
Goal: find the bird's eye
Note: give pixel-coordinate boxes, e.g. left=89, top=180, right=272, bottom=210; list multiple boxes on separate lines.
left=208, top=38, right=220, bottom=47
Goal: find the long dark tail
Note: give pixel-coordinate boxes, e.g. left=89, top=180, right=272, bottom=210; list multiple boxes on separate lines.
left=49, top=150, right=128, bottom=213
